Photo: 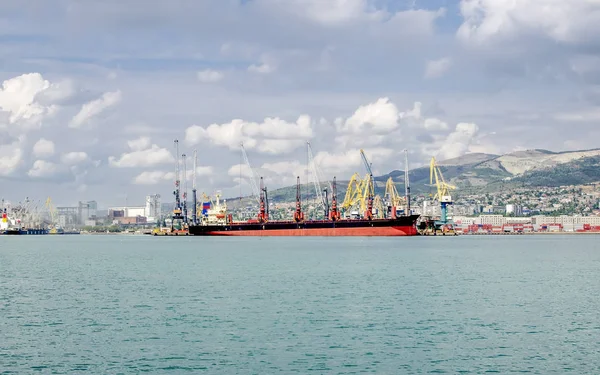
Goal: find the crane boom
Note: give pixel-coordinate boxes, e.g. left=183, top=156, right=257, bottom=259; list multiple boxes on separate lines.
left=404, top=149, right=411, bottom=214
left=182, top=153, right=188, bottom=223
left=241, top=143, right=260, bottom=204
left=307, top=142, right=328, bottom=216
left=359, top=149, right=373, bottom=176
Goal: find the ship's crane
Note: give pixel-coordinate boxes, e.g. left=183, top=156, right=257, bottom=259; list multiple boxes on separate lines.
left=182, top=153, right=188, bottom=224
left=404, top=149, right=411, bottom=215
left=430, top=156, right=456, bottom=226
left=293, top=176, right=304, bottom=222
left=329, top=177, right=341, bottom=221
left=257, top=177, right=268, bottom=223
left=307, top=142, right=332, bottom=219
left=241, top=143, right=261, bottom=205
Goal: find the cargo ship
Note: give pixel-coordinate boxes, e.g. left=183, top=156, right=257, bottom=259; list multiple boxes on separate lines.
left=188, top=176, right=420, bottom=237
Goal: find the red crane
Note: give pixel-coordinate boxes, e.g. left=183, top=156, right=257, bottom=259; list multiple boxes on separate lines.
left=293, top=176, right=304, bottom=222
left=329, top=177, right=341, bottom=221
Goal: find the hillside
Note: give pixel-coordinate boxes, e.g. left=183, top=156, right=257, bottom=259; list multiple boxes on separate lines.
left=251, top=148, right=600, bottom=203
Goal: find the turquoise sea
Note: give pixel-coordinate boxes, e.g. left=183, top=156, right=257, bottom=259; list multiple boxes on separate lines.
left=1, top=235, right=599, bottom=374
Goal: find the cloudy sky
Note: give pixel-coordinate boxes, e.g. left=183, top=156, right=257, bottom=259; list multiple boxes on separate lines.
left=1, top=0, right=599, bottom=207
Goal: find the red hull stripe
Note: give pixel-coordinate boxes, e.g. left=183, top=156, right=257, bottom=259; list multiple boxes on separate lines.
left=199, top=226, right=417, bottom=236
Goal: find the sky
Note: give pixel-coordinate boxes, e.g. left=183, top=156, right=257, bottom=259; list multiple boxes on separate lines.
left=1, top=0, right=600, bottom=207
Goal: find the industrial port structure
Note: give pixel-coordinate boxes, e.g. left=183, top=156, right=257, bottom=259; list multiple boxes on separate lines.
left=156, top=139, right=457, bottom=236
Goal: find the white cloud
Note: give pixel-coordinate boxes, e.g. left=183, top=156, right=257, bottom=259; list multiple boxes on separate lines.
left=32, top=138, right=55, bottom=158
left=61, top=151, right=89, bottom=165
left=127, top=136, right=152, bottom=151
left=554, top=108, right=600, bottom=122
left=28, top=160, right=60, bottom=178
left=193, top=166, right=213, bottom=177
left=69, top=90, right=122, bottom=128
left=197, top=69, right=224, bottom=83
left=228, top=160, right=305, bottom=187
left=248, top=62, right=274, bottom=74
left=423, top=117, right=449, bottom=131
left=436, top=122, right=480, bottom=160
left=109, top=138, right=174, bottom=168
left=0, top=73, right=59, bottom=128
left=185, top=115, right=313, bottom=154
left=260, top=0, right=383, bottom=26
left=0, top=141, right=23, bottom=176
left=314, top=148, right=395, bottom=176
left=424, top=57, right=452, bottom=79
left=457, top=0, right=600, bottom=45
left=337, top=98, right=400, bottom=134
left=133, top=170, right=175, bottom=185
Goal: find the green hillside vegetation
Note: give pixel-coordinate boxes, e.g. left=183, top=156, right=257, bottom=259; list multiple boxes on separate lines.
left=510, top=156, right=600, bottom=187
left=225, top=153, right=600, bottom=205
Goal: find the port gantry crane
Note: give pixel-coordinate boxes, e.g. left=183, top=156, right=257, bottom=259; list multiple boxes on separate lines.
left=430, top=156, right=456, bottom=229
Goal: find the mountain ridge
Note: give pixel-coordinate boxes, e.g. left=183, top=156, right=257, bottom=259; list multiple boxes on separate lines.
left=249, top=147, right=600, bottom=203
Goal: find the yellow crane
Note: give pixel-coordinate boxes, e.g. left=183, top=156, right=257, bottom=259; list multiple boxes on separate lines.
left=429, top=156, right=456, bottom=224
left=384, top=177, right=403, bottom=207
left=341, top=173, right=364, bottom=214
left=44, top=197, right=63, bottom=234
left=373, top=195, right=385, bottom=219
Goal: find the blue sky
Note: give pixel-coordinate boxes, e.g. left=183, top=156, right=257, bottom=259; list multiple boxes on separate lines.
left=1, top=0, right=599, bottom=207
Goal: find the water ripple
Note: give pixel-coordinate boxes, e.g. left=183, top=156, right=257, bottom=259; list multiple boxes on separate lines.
left=1, top=235, right=599, bottom=373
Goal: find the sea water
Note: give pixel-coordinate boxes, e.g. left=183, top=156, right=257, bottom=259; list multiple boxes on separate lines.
left=1, top=235, right=599, bottom=374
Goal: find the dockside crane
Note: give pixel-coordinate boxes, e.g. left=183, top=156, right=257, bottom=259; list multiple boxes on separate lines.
left=430, top=156, right=456, bottom=227
left=341, top=173, right=364, bottom=216
left=384, top=178, right=402, bottom=218
left=182, top=153, right=188, bottom=224
left=359, top=149, right=374, bottom=220
left=172, top=139, right=184, bottom=230
left=192, top=149, right=198, bottom=225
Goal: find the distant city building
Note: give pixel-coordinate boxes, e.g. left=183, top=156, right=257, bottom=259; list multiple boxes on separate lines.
left=78, top=201, right=98, bottom=224
left=145, top=194, right=161, bottom=222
